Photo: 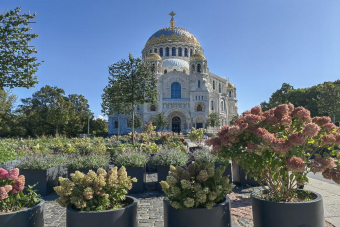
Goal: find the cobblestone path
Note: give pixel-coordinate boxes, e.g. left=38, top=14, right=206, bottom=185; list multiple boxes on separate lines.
left=44, top=173, right=253, bottom=227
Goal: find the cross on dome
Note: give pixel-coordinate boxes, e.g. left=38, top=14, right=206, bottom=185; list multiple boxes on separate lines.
left=169, top=11, right=176, bottom=27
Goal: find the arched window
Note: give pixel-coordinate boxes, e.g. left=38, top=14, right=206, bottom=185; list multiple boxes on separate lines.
left=192, top=64, right=195, bottom=73
left=150, top=104, right=156, bottom=111
left=178, top=47, right=182, bottom=56
left=221, top=101, right=224, bottom=111
left=160, top=48, right=163, bottom=57
left=190, top=49, right=193, bottom=56
left=185, top=48, right=188, bottom=57
left=229, top=91, right=232, bottom=97
left=166, top=47, right=170, bottom=56
left=172, top=47, right=176, bottom=56
left=219, top=83, right=221, bottom=93
left=154, top=48, right=157, bottom=53
left=171, top=82, right=181, bottom=99
left=197, top=105, right=203, bottom=111
left=164, top=69, right=167, bottom=74
left=213, top=81, right=215, bottom=90
left=211, top=101, right=214, bottom=110
left=198, top=80, right=201, bottom=88
left=197, top=64, right=201, bottom=73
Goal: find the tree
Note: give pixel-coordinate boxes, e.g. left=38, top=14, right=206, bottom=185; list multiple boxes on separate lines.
left=127, top=114, right=142, bottom=129
left=67, top=94, right=91, bottom=137
left=317, top=80, right=340, bottom=123
left=90, top=118, right=108, bottom=136
left=205, top=112, right=220, bottom=127
left=152, top=113, right=168, bottom=131
left=260, top=83, right=294, bottom=111
left=229, top=114, right=238, bottom=125
left=102, top=78, right=130, bottom=138
left=0, top=7, right=41, bottom=89
left=108, top=53, right=158, bottom=144
left=0, top=89, right=19, bottom=136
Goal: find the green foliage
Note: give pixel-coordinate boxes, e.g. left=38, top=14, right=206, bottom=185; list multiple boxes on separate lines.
left=66, top=154, right=109, bottom=169
left=188, top=128, right=206, bottom=146
left=260, top=83, right=294, bottom=111
left=143, top=122, right=156, bottom=134
left=205, top=112, right=220, bottom=127
left=114, top=150, right=148, bottom=167
left=152, top=113, right=168, bottom=130
left=160, top=161, right=234, bottom=209
left=152, top=148, right=188, bottom=167
left=127, top=114, right=142, bottom=129
left=0, top=140, right=23, bottom=163
left=0, top=7, right=41, bottom=89
left=18, top=154, right=67, bottom=170
left=317, top=80, right=340, bottom=123
left=54, top=167, right=137, bottom=211
left=191, top=149, right=222, bottom=164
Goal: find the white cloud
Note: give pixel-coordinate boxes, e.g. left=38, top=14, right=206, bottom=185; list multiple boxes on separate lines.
left=96, top=115, right=108, bottom=121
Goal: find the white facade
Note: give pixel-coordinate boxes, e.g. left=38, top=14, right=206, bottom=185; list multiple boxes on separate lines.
left=108, top=15, right=237, bottom=135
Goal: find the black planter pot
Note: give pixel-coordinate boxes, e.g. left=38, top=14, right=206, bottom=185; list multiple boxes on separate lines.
left=164, top=196, right=232, bottom=227
left=67, top=168, right=99, bottom=179
left=0, top=200, right=44, bottom=227
left=66, top=196, right=138, bottom=227
left=21, top=166, right=59, bottom=196
left=232, top=163, right=259, bottom=186
left=157, top=166, right=170, bottom=192
left=215, top=163, right=232, bottom=184
left=0, top=160, right=22, bottom=170
left=126, top=166, right=146, bottom=194
left=252, top=190, right=324, bottom=227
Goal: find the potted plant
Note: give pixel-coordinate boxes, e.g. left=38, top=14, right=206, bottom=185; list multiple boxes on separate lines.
left=209, top=104, right=340, bottom=227
left=152, top=148, right=189, bottom=192
left=0, top=168, right=44, bottom=227
left=17, top=154, right=67, bottom=196
left=66, top=154, right=110, bottom=178
left=54, top=167, right=138, bottom=227
left=114, top=150, right=148, bottom=193
left=160, top=161, right=234, bottom=227
left=191, top=149, right=232, bottom=184
left=0, top=140, right=24, bottom=170
left=188, top=128, right=206, bottom=152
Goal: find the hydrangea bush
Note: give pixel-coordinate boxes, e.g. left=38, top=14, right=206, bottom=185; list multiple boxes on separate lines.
left=54, top=167, right=137, bottom=211
left=0, top=168, right=41, bottom=212
left=160, top=161, right=234, bottom=209
left=206, top=104, right=340, bottom=201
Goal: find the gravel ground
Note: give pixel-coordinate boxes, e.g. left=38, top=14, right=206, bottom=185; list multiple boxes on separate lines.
left=44, top=172, right=253, bottom=227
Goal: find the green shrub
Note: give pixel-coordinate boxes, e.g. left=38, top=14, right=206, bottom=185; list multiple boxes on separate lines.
left=191, top=149, right=223, bottom=164
left=160, top=161, right=234, bottom=209
left=18, top=154, right=67, bottom=170
left=114, top=151, right=148, bottom=167
left=66, top=154, right=109, bottom=169
left=152, top=148, right=188, bottom=167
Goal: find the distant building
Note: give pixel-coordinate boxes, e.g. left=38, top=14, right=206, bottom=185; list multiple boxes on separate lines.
left=108, top=12, right=237, bottom=135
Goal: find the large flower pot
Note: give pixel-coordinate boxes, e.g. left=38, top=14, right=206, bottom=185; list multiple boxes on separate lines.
left=232, top=163, right=259, bottom=186
left=215, top=163, right=232, bottom=184
left=0, top=200, right=45, bottom=227
left=0, top=160, right=22, bottom=171
left=126, top=166, right=146, bottom=194
left=252, top=190, right=324, bottom=227
left=163, top=196, right=232, bottom=227
left=66, top=196, right=138, bottom=227
left=21, top=166, right=59, bottom=196
left=157, top=166, right=170, bottom=192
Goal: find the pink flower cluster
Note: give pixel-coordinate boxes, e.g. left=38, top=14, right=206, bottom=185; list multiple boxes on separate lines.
left=270, top=138, right=292, bottom=155
left=0, top=168, right=26, bottom=201
left=302, top=123, right=320, bottom=137
left=292, top=107, right=311, bottom=123
left=310, top=157, right=337, bottom=173
left=288, top=132, right=306, bottom=146
left=312, top=116, right=331, bottom=127
left=286, top=156, right=306, bottom=172
left=322, top=167, right=340, bottom=184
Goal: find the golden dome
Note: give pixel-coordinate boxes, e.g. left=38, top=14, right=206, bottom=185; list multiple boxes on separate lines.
left=190, top=53, right=206, bottom=61
left=227, top=82, right=235, bottom=88
left=146, top=53, right=162, bottom=61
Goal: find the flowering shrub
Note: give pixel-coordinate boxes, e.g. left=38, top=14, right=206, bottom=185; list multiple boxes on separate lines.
left=160, top=133, right=173, bottom=144
left=206, top=104, right=340, bottom=201
left=114, top=150, right=148, bottom=167
left=54, top=167, right=137, bottom=211
left=139, top=142, right=160, bottom=154
left=188, top=128, right=206, bottom=146
left=143, top=122, right=156, bottom=134
left=160, top=161, right=233, bottom=209
left=0, top=168, right=41, bottom=212
left=152, top=148, right=188, bottom=167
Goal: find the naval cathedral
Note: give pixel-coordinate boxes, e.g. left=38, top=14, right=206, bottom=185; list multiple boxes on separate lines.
left=108, top=12, right=238, bottom=135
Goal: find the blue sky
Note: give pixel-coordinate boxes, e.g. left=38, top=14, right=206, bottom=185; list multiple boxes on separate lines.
left=1, top=0, right=340, bottom=118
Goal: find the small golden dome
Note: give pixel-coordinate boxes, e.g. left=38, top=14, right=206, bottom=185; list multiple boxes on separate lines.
left=227, top=82, right=235, bottom=88
left=190, top=53, right=206, bottom=61
left=146, top=53, right=162, bottom=61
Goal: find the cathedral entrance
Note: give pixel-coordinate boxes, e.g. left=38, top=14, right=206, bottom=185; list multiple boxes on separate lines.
left=196, top=123, right=203, bottom=129
left=172, top=116, right=181, bottom=133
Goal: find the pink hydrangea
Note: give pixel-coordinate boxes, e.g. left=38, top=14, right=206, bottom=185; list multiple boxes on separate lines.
left=270, top=139, right=292, bottom=154
left=263, top=115, right=278, bottom=125
left=246, top=143, right=257, bottom=153
left=292, top=107, right=311, bottom=123
left=312, top=116, right=331, bottom=127
left=0, top=187, right=9, bottom=201
left=242, top=110, right=251, bottom=116
left=334, top=133, right=340, bottom=145
left=228, top=135, right=240, bottom=143
left=310, top=158, right=326, bottom=173
left=286, top=156, right=306, bottom=172
left=323, top=123, right=338, bottom=132
left=320, top=157, right=337, bottom=169
left=0, top=168, right=8, bottom=180
left=244, top=114, right=262, bottom=125
left=320, top=135, right=336, bottom=145
left=235, top=116, right=245, bottom=124
left=322, top=168, right=333, bottom=180
left=7, top=168, right=19, bottom=181
left=287, top=103, right=294, bottom=113
left=262, top=108, right=275, bottom=118
left=288, top=132, right=306, bottom=146
left=302, top=123, right=320, bottom=137
left=255, top=128, right=269, bottom=137
left=281, top=115, right=292, bottom=126
left=332, top=168, right=340, bottom=184
left=251, top=106, right=262, bottom=116
left=274, top=104, right=289, bottom=119
left=217, top=126, right=229, bottom=137
left=11, top=175, right=25, bottom=194
left=4, top=185, right=12, bottom=193
left=262, top=133, right=276, bottom=144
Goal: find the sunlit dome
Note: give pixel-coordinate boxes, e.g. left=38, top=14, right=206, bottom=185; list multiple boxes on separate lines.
left=162, top=59, right=189, bottom=70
